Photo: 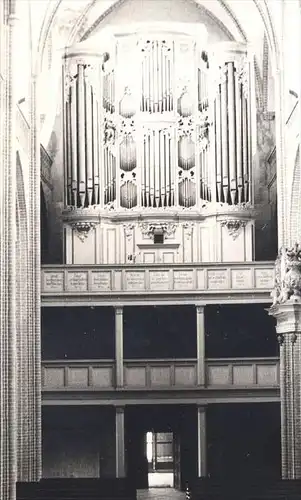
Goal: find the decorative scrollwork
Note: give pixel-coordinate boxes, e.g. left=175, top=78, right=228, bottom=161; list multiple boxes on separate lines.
left=71, top=221, right=98, bottom=242
left=140, top=222, right=177, bottom=240
left=104, top=117, right=116, bottom=144
left=220, top=219, right=247, bottom=240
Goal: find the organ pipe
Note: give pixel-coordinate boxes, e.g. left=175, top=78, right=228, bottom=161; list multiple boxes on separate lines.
left=63, top=39, right=253, bottom=212
left=213, top=54, right=251, bottom=205
left=227, top=62, right=237, bottom=204
left=77, top=65, right=86, bottom=207
left=235, top=72, right=243, bottom=203
left=63, top=61, right=103, bottom=208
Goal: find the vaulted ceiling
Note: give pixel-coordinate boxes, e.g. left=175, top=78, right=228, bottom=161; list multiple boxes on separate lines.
left=35, top=0, right=276, bottom=70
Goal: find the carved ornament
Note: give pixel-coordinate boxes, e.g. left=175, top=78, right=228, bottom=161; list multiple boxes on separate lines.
left=220, top=219, right=247, bottom=240
left=62, top=207, right=100, bottom=241
left=70, top=221, right=98, bottom=242
left=271, top=243, right=301, bottom=306
left=177, top=117, right=194, bottom=138
left=123, top=223, right=135, bottom=240
left=140, top=222, right=177, bottom=240
left=183, top=222, right=194, bottom=239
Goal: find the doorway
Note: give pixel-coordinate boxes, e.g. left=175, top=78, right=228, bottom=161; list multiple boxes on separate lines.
left=125, top=405, right=197, bottom=491
left=146, top=431, right=174, bottom=487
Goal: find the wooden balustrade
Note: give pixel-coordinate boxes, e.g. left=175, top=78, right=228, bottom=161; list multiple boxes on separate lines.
left=41, top=357, right=279, bottom=392
left=41, top=262, right=275, bottom=305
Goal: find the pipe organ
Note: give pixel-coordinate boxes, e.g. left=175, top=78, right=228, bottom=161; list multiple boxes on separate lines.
left=212, top=44, right=252, bottom=205
left=63, top=34, right=254, bottom=212
left=63, top=56, right=103, bottom=208
left=62, top=31, right=256, bottom=266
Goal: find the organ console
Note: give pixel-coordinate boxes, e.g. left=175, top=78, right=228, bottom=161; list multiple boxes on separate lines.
left=62, top=25, right=256, bottom=265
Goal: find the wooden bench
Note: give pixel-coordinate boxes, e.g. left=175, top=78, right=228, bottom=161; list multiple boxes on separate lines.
left=188, top=478, right=301, bottom=500
left=17, top=477, right=137, bottom=500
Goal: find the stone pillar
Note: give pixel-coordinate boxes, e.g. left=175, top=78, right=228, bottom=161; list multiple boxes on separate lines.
left=197, top=406, right=207, bottom=477
left=115, top=307, right=124, bottom=388
left=0, top=4, right=18, bottom=500
left=270, top=244, right=301, bottom=478
left=115, top=406, right=126, bottom=477
left=196, top=306, right=206, bottom=386
left=271, top=302, right=301, bottom=478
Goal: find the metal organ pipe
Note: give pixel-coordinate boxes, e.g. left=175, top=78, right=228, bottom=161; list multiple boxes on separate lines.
left=66, top=94, right=72, bottom=205
left=70, top=79, right=78, bottom=205
left=242, top=95, right=249, bottom=201
left=85, top=81, right=93, bottom=206
left=215, top=91, right=222, bottom=202
left=92, top=92, right=99, bottom=205
left=227, top=62, right=237, bottom=205
left=77, top=64, right=86, bottom=207
left=220, top=66, right=229, bottom=203
left=235, top=69, right=243, bottom=203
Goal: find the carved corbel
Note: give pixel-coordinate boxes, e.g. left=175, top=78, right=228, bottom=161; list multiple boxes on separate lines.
left=220, top=219, right=247, bottom=240
left=62, top=207, right=100, bottom=242
left=70, top=221, right=98, bottom=242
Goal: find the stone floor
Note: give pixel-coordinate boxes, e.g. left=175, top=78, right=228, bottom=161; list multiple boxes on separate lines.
left=137, top=488, right=186, bottom=500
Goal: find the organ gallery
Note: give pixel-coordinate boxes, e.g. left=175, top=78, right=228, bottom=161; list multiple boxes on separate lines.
left=62, top=24, right=256, bottom=265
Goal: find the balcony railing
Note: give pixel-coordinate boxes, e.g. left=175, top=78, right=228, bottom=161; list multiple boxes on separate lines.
left=41, top=262, right=275, bottom=304
left=42, top=357, right=279, bottom=392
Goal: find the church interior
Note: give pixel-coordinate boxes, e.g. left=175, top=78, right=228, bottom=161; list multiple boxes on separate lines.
left=1, top=1, right=301, bottom=500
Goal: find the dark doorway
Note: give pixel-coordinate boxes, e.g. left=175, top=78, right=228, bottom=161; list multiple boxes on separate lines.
left=125, top=405, right=197, bottom=491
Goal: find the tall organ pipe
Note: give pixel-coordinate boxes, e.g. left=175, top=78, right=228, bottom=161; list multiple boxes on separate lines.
left=66, top=96, right=72, bottom=205
left=70, top=80, right=78, bottom=205
left=92, top=92, right=99, bottom=205
left=220, top=67, right=229, bottom=203
left=77, top=65, right=86, bottom=207
left=227, top=62, right=237, bottom=204
left=242, top=96, right=249, bottom=201
left=85, top=82, right=93, bottom=206
left=215, top=92, right=222, bottom=202
left=235, top=70, right=243, bottom=203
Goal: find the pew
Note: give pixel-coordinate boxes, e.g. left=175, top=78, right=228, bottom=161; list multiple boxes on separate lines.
left=187, top=478, right=301, bottom=500
left=17, top=477, right=137, bottom=500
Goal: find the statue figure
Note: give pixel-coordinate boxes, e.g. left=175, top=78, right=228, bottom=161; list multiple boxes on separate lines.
left=272, top=243, right=301, bottom=305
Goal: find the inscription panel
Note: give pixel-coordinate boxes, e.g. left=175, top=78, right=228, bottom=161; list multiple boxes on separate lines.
left=124, top=271, right=145, bottom=291
left=173, top=270, right=194, bottom=290
left=231, top=269, right=252, bottom=289
left=91, top=271, right=112, bottom=292
left=149, top=271, right=170, bottom=290
left=207, top=269, right=228, bottom=289
left=43, top=272, right=64, bottom=293
left=66, top=272, right=88, bottom=292
left=255, top=268, right=274, bottom=289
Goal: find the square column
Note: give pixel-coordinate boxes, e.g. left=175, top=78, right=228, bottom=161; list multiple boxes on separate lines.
left=115, top=406, right=126, bottom=478
left=197, top=406, right=207, bottom=477
left=115, top=307, right=124, bottom=388
left=196, top=306, right=206, bottom=385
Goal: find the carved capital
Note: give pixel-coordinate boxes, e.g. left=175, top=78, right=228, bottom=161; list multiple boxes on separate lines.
left=220, top=219, right=247, bottom=240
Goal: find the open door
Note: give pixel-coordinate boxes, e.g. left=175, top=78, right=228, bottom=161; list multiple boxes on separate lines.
left=173, top=432, right=181, bottom=490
